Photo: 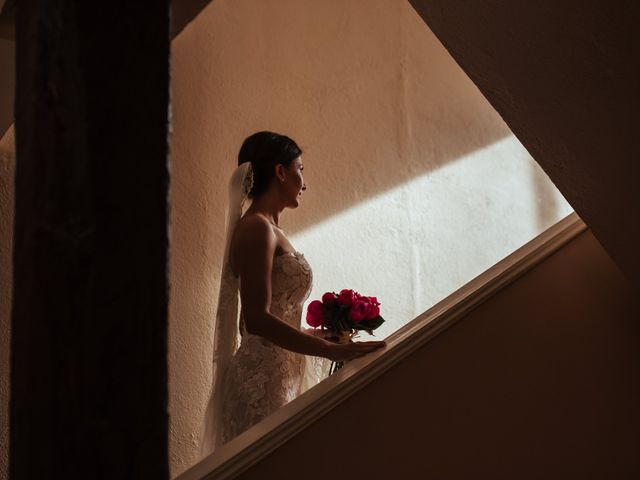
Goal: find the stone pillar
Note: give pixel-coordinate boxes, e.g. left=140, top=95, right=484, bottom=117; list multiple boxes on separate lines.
left=10, top=1, right=170, bottom=478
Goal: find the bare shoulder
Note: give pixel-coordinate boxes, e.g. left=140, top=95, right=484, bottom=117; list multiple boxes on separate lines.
left=234, top=213, right=276, bottom=250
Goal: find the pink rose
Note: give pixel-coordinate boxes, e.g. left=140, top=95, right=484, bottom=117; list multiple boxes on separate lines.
left=366, top=296, right=380, bottom=319
left=348, top=299, right=372, bottom=323
left=338, top=289, right=359, bottom=306
left=306, top=300, right=326, bottom=328
left=322, top=292, right=338, bottom=307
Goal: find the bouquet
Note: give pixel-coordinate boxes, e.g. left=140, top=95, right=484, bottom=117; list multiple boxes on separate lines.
left=306, top=289, right=385, bottom=375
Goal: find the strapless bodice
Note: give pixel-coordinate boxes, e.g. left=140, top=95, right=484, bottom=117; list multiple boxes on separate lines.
left=221, top=250, right=316, bottom=444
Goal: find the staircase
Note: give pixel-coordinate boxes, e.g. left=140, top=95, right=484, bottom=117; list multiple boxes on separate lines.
left=177, top=213, right=640, bottom=479
left=164, top=10, right=640, bottom=474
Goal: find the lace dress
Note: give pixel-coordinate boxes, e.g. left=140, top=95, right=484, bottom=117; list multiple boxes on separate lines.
left=219, top=251, right=327, bottom=444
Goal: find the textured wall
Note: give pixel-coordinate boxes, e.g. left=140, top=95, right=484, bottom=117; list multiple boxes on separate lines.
left=169, top=0, right=571, bottom=477
left=0, top=125, right=14, bottom=480
left=240, top=230, right=640, bottom=479
left=409, top=0, right=640, bottom=287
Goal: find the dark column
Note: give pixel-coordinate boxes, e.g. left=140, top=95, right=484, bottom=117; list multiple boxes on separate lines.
left=11, top=1, right=170, bottom=479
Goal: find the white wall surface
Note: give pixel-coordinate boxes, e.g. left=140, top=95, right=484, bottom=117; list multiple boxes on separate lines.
left=290, top=136, right=571, bottom=340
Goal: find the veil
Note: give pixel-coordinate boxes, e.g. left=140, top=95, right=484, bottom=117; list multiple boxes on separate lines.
left=200, top=162, right=254, bottom=456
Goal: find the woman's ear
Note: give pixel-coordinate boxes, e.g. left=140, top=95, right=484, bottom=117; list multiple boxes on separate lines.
left=275, top=163, right=286, bottom=182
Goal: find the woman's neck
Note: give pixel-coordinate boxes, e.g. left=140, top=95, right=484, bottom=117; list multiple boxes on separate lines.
left=246, top=196, right=284, bottom=227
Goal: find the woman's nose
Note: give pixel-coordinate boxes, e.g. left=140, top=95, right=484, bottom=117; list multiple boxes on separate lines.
left=302, top=184, right=307, bottom=191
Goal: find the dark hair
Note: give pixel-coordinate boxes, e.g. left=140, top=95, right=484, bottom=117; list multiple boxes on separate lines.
left=238, top=131, right=303, bottom=198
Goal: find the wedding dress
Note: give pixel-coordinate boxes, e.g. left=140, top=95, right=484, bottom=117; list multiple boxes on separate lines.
left=219, top=250, right=324, bottom=444
left=201, top=162, right=328, bottom=455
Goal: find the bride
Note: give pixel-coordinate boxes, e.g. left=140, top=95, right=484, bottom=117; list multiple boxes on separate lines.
left=201, top=131, right=386, bottom=454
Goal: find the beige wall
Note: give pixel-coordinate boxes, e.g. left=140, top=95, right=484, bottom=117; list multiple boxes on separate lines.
left=0, top=125, right=14, bottom=480
left=169, top=0, right=570, bottom=477
left=240, top=230, right=640, bottom=479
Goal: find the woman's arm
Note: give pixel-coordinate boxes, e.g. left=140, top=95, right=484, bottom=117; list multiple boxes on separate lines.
left=235, top=215, right=385, bottom=361
left=234, top=215, right=332, bottom=357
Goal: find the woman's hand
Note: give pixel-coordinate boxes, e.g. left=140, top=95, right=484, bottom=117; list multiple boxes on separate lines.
left=324, top=340, right=386, bottom=362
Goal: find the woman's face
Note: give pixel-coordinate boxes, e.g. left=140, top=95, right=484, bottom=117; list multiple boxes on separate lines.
left=282, top=156, right=305, bottom=208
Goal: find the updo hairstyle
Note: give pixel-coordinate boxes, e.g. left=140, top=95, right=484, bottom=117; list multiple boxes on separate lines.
left=238, top=131, right=303, bottom=198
